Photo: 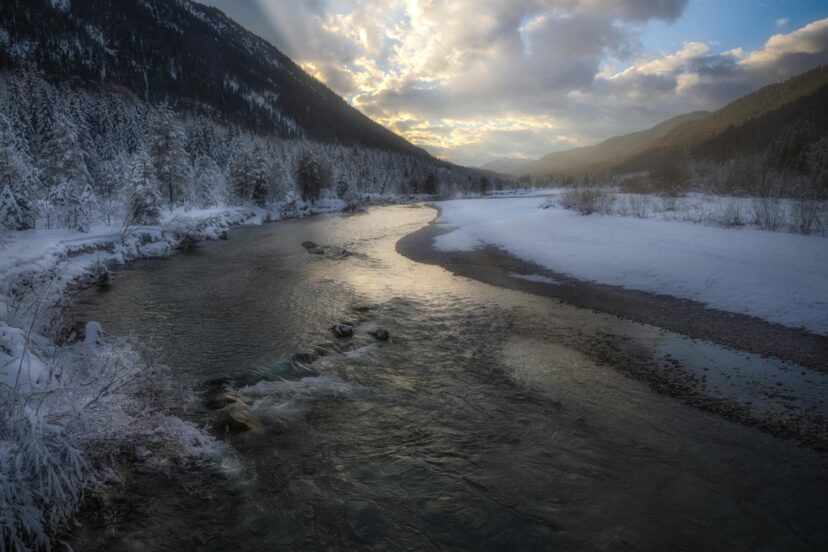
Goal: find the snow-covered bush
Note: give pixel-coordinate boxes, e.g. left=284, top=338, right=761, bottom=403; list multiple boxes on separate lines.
left=789, top=179, right=826, bottom=235
left=0, top=253, right=219, bottom=551
left=0, top=326, right=217, bottom=551
left=619, top=194, right=652, bottom=218
left=559, top=187, right=615, bottom=215
left=750, top=196, right=785, bottom=231
left=710, top=200, right=746, bottom=228
left=0, top=186, right=25, bottom=231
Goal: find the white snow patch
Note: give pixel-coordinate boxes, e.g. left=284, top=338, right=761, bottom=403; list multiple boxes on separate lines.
left=435, top=197, right=828, bottom=334
left=49, top=0, right=70, bottom=11
left=509, top=272, right=560, bottom=285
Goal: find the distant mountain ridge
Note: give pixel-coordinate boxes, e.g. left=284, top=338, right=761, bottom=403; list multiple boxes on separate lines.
left=528, top=111, right=710, bottom=176
left=480, top=157, right=533, bottom=174
left=490, top=65, right=828, bottom=177
left=619, top=65, right=828, bottom=173
left=0, top=0, right=425, bottom=156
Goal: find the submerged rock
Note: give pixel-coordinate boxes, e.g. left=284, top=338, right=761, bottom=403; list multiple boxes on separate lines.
left=369, top=328, right=390, bottom=341
left=211, top=392, right=253, bottom=409
left=223, top=408, right=254, bottom=434
left=328, top=246, right=352, bottom=258
left=307, top=247, right=325, bottom=255
left=96, top=268, right=112, bottom=288
left=332, top=323, right=355, bottom=338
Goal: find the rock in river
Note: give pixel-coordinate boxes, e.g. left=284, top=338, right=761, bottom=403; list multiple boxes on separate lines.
left=369, top=328, right=390, bottom=341
left=223, top=408, right=255, bottom=434
left=211, top=392, right=253, bottom=409
left=333, top=323, right=355, bottom=337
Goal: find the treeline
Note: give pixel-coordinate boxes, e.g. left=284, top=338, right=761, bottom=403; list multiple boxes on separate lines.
left=0, top=68, right=504, bottom=233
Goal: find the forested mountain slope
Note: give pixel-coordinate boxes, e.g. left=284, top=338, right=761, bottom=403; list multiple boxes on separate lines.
left=0, top=0, right=422, bottom=155
left=503, top=66, right=828, bottom=180
left=619, top=65, right=828, bottom=174
left=523, top=111, right=710, bottom=176
left=0, top=0, right=504, bottom=235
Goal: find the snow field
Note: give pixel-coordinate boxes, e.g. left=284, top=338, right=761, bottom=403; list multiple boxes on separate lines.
left=435, top=196, right=828, bottom=333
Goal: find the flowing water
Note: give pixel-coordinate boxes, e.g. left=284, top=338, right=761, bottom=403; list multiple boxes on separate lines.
left=69, top=205, right=827, bottom=551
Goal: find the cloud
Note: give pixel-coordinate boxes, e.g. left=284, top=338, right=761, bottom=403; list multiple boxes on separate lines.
left=600, top=18, right=828, bottom=110
left=200, top=1, right=828, bottom=166
left=776, top=17, right=788, bottom=28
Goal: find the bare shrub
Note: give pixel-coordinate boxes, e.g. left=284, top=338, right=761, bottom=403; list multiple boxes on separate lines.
left=789, top=183, right=826, bottom=235
left=711, top=201, right=746, bottom=228
left=624, top=194, right=651, bottom=218
left=559, top=187, right=615, bottom=215
left=750, top=196, right=784, bottom=231
left=658, top=194, right=680, bottom=212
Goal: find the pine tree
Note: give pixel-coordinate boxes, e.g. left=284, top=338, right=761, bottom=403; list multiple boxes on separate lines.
left=0, top=184, right=25, bottom=230
left=192, top=155, right=226, bottom=208
left=0, top=113, right=37, bottom=228
left=124, top=148, right=163, bottom=230
left=149, top=103, right=190, bottom=211
left=297, top=152, right=322, bottom=204
left=40, top=109, right=92, bottom=229
left=249, top=146, right=270, bottom=208
left=229, top=147, right=252, bottom=203
left=423, top=173, right=438, bottom=195
left=77, top=182, right=98, bottom=231
left=40, top=109, right=91, bottom=191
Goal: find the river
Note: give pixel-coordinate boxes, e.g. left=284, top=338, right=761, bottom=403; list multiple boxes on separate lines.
left=68, top=204, right=828, bottom=551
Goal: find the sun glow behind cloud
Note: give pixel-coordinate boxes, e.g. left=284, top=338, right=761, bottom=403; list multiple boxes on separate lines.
left=202, top=0, right=828, bottom=166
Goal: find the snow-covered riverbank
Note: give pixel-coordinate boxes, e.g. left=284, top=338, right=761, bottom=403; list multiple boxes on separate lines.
left=434, top=196, right=828, bottom=334
left=0, top=198, right=351, bottom=548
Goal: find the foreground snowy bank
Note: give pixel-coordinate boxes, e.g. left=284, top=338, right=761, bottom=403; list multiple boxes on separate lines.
left=434, top=197, right=828, bottom=334
left=0, top=199, right=350, bottom=549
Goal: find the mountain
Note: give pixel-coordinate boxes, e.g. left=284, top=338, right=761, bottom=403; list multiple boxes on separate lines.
left=524, top=111, right=710, bottom=176
left=501, top=65, right=828, bottom=177
left=618, top=65, right=828, bottom=173
left=480, top=157, right=533, bottom=174
left=0, top=0, right=424, bottom=156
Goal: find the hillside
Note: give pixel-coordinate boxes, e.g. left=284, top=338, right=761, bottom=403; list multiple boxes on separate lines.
left=508, top=65, right=828, bottom=178
left=480, top=157, right=533, bottom=174
left=619, top=65, right=828, bottom=173
left=0, top=0, right=424, bottom=156
left=527, top=111, right=710, bottom=176
left=658, top=65, right=828, bottom=151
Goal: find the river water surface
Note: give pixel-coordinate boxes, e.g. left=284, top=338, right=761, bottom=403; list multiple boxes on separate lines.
left=69, top=205, right=827, bottom=551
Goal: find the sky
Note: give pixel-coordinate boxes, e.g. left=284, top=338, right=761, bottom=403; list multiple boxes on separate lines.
left=200, top=0, right=828, bottom=167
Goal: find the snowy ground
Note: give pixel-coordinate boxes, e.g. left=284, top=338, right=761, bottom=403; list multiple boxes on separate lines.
left=434, top=196, right=828, bottom=334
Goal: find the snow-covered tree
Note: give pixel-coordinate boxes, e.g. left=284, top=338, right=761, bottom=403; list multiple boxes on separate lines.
left=0, top=114, right=38, bottom=228
left=78, top=182, right=98, bottom=231
left=40, top=110, right=91, bottom=192
left=249, top=146, right=270, bottom=208
left=228, top=145, right=252, bottom=202
left=149, top=103, right=191, bottom=210
left=192, top=155, right=226, bottom=208
left=124, top=148, right=163, bottom=230
left=96, top=153, right=131, bottom=226
left=297, top=152, right=323, bottom=204
left=0, top=185, right=25, bottom=230
left=423, top=172, right=438, bottom=195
